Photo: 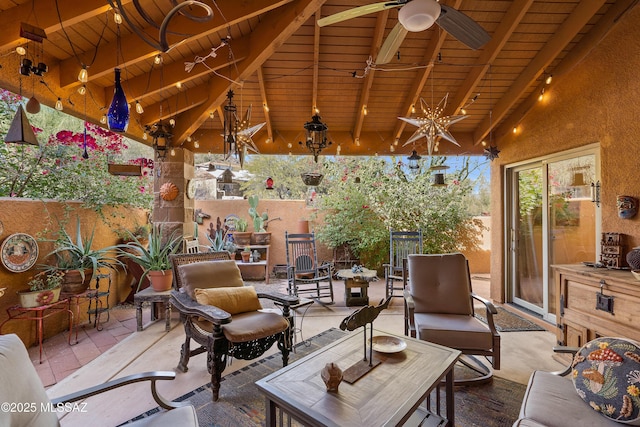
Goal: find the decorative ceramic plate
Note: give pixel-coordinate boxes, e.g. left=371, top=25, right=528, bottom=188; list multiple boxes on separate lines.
left=1, top=233, right=39, bottom=273
left=369, top=336, right=407, bottom=353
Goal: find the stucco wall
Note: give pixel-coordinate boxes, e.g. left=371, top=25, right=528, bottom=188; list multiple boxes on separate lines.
left=0, top=200, right=148, bottom=347
left=489, top=6, right=640, bottom=302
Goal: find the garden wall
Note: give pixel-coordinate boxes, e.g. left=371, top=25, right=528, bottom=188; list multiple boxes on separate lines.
left=0, top=199, right=148, bottom=348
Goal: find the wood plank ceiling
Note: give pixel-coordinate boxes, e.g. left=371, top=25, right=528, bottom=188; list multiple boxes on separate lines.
left=0, top=0, right=635, bottom=158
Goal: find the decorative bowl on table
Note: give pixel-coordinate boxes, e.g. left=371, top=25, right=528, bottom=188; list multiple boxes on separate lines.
left=369, top=336, right=407, bottom=353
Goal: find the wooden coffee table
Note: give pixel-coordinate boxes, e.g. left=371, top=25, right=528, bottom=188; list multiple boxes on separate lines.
left=255, top=329, right=461, bottom=426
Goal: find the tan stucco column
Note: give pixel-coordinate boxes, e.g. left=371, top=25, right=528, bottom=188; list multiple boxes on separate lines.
left=152, top=148, right=195, bottom=240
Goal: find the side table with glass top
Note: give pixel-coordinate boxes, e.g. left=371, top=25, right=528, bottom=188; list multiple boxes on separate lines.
left=0, top=299, right=74, bottom=364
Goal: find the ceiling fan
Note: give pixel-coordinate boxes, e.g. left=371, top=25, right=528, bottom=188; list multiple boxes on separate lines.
left=317, top=0, right=491, bottom=64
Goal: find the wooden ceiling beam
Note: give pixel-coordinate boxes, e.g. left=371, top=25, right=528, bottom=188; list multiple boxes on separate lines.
left=134, top=84, right=209, bottom=134
left=171, top=0, right=328, bottom=145
left=256, top=67, right=274, bottom=144
left=58, top=0, right=289, bottom=88
left=494, top=0, right=640, bottom=142
left=105, top=39, right=249, bottom=105
left=0, top=0, right=125, bottom=52
left=445, top=0, right=534, bottom=117
left=352, top=10, right=389, bottom=143
left=473, top=0, right=607, bottom=145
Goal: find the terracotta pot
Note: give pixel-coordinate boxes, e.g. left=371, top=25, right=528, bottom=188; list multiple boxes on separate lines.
left=241, top=251, right=251, bottom=263
left=147, top=270, right=173, bottom=292
left=296, top=220, right=310, bottom=234
left=18, top=287, right=62, bottom=308
left=251, top=232, right=271, bottom=245
left=232, top=231, right=252, bottom=246
left=61, top=269, right=93, bottom=294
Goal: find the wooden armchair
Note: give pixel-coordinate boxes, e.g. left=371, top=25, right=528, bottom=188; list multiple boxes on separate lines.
left=285, top=231, right=334, bottom=304
left=383, top=230, right=422, bottom=298
left=169, top=252, right=299, bottom=401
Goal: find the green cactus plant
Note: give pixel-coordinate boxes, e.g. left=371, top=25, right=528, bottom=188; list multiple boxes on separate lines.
left=248, top=195, right=268, bottom=232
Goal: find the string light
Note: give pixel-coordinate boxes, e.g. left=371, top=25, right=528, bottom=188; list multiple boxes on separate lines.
left=77, top=85, right=86, bottom=95
left=363, top=106, right=368, bottom=116
left=545, top=74, right=553, bottom=85
left=538, top=88, right=545, bottom=102
left=113, top=10, right=123, bottom=25
left=170, top=147, right=176, bottom=156
left=513, top=126, right=518, bottom=134
left=78, top=66, right=88, bottom=83
left=100, top=115, right=107, bottom=124
left=411, top=105, right=416, bottom=114
left=55, top=98, right=63, bottom=111
left=142, top=131, right=148, bottom=140
left=176, top=81, right=182, bottom=90
left=169, top=117, right=175, bottom=126
left=193, top=140, right=200, bottom=148
left=186, top=135, right=192, bottom=142
left=16, top=46, right=26, bottom=56
left=135, top=101, right=144, bottom=114
left=154, top=54, right=163, bottom=65
left=263, top=103, right=269, bottom=112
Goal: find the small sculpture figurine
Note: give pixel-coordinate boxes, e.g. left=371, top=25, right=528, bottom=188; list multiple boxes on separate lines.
left=320, top=362, right=343, bottom=392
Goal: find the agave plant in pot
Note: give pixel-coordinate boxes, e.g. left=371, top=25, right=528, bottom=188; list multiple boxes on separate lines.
left=118, top=223, right=182, bottom=292
left=43, top=217, right=125, bottom=294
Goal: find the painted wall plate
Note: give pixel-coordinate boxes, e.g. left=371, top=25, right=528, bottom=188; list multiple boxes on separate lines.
left=1, top=233, right=39, bottom=273
left=187, top=179, right=197, bottom=199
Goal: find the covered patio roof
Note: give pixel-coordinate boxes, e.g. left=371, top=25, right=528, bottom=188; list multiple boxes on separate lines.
left=0, top=0, right=634, bottom=157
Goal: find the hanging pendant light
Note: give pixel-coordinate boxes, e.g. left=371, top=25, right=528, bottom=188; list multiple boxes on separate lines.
left=407, top=150, right=421, bottom=171
left=107, top=68, right=129, bottom=132
left=6, top=105, right=39, bottom=145
left=299, top=114, right=331, bottom=162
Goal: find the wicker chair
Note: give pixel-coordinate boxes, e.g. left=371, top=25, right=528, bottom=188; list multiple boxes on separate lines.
left=169, top=252, right=299, bottom=401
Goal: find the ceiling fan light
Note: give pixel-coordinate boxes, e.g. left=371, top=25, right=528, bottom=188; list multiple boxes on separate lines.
left=398, top=0, right=441, bottom=32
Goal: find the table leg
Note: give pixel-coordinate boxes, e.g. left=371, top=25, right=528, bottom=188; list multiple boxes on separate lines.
left=66, top=308, right=74, bottom=346
left=164, top=302, right=171, bottom=332
left=135, top=300, right=143, bottom=332
left=36, top=310, right=44, bottom=364
left=445, top=368, right=455, bottom=427
left=265, top=397, right=276, bottom=427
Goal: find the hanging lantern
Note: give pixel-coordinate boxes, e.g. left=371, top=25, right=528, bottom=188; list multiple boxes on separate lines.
left=5, top=105, right=39, bottom=145
left=265, top=177, right=274, bottom=190
left=107, top=68, right=129, bottom=132
left=299, top=114, right=331, bottom=162
left=407, top=150, right=421, bottom=171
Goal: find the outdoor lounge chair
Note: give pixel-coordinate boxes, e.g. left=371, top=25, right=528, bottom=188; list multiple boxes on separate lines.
left=169, top=252, right=299, bottom=401
left=0, top=333, right=198, bottom=426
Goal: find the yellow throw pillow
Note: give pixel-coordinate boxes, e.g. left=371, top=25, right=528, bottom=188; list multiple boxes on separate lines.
left=194, top=286, right=262, bottom=315
left=178, top=260, right=244, bottom=299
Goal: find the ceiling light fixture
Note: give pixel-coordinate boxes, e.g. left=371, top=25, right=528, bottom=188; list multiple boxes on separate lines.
left=398, top=0, right=441, bottom=32
left=299, top=114, right=332, bottom=163
left=407, top=150, right=421, bottom=171
left=78, top=66, right=88, bottom=83
left=107, top=68, right=129, bottom=132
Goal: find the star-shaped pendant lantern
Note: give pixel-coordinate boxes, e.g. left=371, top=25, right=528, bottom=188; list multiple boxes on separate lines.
left=223, top=99, right=266, bottom=168
left=399, top=94, right=467, bottom=155
left=483, top=145, right=500, bottom=161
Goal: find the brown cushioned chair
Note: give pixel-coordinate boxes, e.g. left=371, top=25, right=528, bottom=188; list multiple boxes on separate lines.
left=169, top=252, right=299, bottom=401
left=403, top=253, right=500, bottom=384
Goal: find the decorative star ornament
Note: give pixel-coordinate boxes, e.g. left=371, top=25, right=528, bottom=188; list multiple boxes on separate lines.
left=399, top=94, right=467, bottom=155
left=223, top=104, right=266, bottom=167
left=483, top=145, right=500, bottom=161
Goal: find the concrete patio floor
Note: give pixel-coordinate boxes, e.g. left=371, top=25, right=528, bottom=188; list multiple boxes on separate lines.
left=34, top=276, right=567, bottom=426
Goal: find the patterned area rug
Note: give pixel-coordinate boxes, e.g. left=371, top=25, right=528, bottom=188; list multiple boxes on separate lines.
left=476, top=306, right=546, bottom=332
left=125, top=328, right=526, bottom=427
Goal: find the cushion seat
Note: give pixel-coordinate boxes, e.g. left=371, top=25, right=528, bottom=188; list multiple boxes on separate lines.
left=194, top=311, right=289, bottom=342
left=414, top=312, right=494, bottom=350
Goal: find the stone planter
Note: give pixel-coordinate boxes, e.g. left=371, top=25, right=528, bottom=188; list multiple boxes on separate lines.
left=17, top=287, right=62, bottom=308
left=251, top=232, right=271, bottom=245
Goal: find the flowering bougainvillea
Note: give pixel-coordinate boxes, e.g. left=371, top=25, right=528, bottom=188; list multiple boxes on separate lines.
left=0, top=89, right=153, bottom=211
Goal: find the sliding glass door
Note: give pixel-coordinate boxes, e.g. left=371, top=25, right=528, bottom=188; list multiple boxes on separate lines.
left=506, top=147, right=599, bottom=321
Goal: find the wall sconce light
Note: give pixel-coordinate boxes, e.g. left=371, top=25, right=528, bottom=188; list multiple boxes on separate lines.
left=590, top=181, right=601, bottom=207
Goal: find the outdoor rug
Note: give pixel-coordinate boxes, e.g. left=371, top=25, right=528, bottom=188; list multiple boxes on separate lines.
left=476, top=306, right=545, bottom=332
left=125, top=328, right=526, bottom=427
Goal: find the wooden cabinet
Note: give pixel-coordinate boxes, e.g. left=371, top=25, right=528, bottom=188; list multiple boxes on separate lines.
left=554, top=264, right=640, bottom=347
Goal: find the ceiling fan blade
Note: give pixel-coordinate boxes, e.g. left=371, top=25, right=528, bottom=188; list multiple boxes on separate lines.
left=436, top=4, right=491, bottom=50
left=317, top=2, right=404, bottom=27
left=376, top=22, right=408, bottom=64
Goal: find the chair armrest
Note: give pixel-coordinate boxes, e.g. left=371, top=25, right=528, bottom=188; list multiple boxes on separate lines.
left=256, top=291, right=299, bottom=306
left=170, top=290, right=231, bottom=324
left=50, top=371, right=186, bottom=410
left=551, top=346, right=580, bottom=376
left=471, top=292, right=499, bottom=335
left=403, top=289, right=415, bottom=309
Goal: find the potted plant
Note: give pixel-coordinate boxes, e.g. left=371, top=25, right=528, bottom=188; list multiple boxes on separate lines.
left=17, top=271, right=65, bottom=308
left=118, top=223, right=182, bottom=292
left=248, top=195, right=271, bottom=245
left=231, top=217, right=252, bottom=246
left=206, top=217, right=236, bottom=254
left=115, top=223, right=150, bottom=246
left=43, top=217, right=125, bottom=294
left=241, top=246, right=251, bottom=263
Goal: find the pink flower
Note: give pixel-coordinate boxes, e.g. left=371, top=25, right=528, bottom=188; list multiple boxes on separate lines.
left=139, top=186, right=146, bottom=193
left=42, top=170, right=48, bottom=175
